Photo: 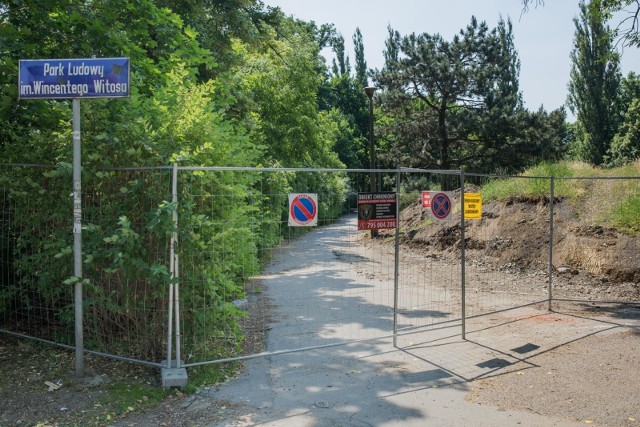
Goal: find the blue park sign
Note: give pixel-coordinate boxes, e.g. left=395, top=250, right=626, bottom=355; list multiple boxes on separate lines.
left=17, top=57, right=130, bottom=377
left=19, top=57, right=130, bottom=99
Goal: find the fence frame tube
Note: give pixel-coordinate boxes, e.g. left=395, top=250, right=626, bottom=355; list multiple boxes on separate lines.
left=393, top=169, right=401, bottom=347
left=460, top=171, right=466, bottom=340
left=172, top=163, right=182, bottom=368
left=166, top=165, right=176, bottom=366
left=548, top=176, right=555, bottom=311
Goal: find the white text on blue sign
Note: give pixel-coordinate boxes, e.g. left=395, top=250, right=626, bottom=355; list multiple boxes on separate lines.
left=19, top=58, right=130, bottom=99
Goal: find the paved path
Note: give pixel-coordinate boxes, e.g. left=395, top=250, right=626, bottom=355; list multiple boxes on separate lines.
left=203, top=216, right=590, bottom=426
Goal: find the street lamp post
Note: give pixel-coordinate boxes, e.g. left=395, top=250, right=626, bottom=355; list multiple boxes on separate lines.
left=364, top=86, right=377, bottom=193
left=364, top=86, right=377, bottom=238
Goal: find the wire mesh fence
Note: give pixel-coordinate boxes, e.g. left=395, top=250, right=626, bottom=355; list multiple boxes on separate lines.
left=1, top=163, right=638, bottom=371
left=393, top=171, right=466, bottom=334
left=178, top=167, right=402, bottom=366
left=81, top=167, right=173, bottom=362
left=0, top=164, right=173, bottom=365
left=460, top=173, right=640, bottom=329
left=0, top=164, right=75, bottom=346
left=392, top=172, right=552, bottom=337
left=549, top=176, right=640, bottom=304
left=461, top=173, right=554, bottom=323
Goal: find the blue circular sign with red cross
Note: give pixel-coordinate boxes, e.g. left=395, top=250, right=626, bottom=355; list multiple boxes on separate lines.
left=288, top=193, right=318, bottom=227
left=431, top=192, right=452, bottom=220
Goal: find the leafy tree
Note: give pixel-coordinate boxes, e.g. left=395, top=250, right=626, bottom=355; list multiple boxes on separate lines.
left=0, top=0, right=213, bottom=158
left=608, top=98, right=640, bottom=165
left=508, top=107, right=570, bottom=170
left=567, top=1, right=622, bottom=166
left=374, top=17, right=524, bottom=184
left=328, top=77, right=371, bottom=170
left=606, top=72, right=640, bottom=165
left=231, top=18, right=339, bottom=167
left=0, top=0, right=275, bottom=360
left=330, top=33, right=349, bottom=77
left=152, top=0, right=285, bottom=78
left=383, top=25, right=402, bottom=65
left=595, top=0, right=640, bottom=46
left=523, top=0, right=640, bottom=47
left=316, top=27, right=372, bottom=171
left=618, top=71, right=640, bottom=111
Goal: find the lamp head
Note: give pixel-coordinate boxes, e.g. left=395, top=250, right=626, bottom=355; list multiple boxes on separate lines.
left=364, top=86, right=377, bottom=99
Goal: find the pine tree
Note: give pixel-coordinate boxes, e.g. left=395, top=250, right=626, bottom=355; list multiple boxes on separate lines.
left=375, top=17, right=525, bottom=183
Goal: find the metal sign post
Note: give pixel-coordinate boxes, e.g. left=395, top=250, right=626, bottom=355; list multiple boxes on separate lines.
left=19, top=57, right=130, bottom=377
left=72, top=99, right=83, bottom=376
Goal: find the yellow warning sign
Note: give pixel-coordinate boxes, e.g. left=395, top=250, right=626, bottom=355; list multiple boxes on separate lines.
left=464, top=193, right=482, bottom=220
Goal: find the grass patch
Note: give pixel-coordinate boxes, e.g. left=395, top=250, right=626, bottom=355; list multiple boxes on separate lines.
left=611, top=194, right=640, bottom=234
left=95, top=380, right=168, bottom=424
left=481, top=162, right=579, bottom=202
left=614, top=161, right=640, bottom=176
left=185, top=361, right=240, bottom=393
left=477, top=161, right=640, bottom=232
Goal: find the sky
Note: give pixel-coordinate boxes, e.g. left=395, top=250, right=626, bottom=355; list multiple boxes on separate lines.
left=261, top=0, right=640, bottom=115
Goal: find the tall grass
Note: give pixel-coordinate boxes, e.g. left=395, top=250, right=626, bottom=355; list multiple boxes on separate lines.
left=481, top=162, right=577, bottom=201
left=477, top=161, right=640, bottom=233
left=611, top=193, right=640, bottom=233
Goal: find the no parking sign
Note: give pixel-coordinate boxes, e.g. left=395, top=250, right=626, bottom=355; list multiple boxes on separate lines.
left=288, top=193, right=318, bottom=227
left=422, top=191, right=454, bottom=221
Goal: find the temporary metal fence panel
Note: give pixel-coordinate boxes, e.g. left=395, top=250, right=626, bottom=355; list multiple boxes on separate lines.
left=2, top=163, right=638, bottom=372
left=0, top=164, right=75, bottom=346
left=460, top=174, right=553, bottom=326
left=455, top=173, right=638, bottom=330
left=549, top=176, right=640, bottom=305
left=177, top=167, right=404, bottom=367
left=392, top=171, right=551, bottom=337
left=393, top=170, right=466, bottom=335
left=81, top=167, right=172, bottom=364
left=0, top=164, right=172, bottom=366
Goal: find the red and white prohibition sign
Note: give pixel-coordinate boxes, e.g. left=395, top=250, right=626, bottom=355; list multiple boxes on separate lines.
left=288, top=193, right=318, bottom=227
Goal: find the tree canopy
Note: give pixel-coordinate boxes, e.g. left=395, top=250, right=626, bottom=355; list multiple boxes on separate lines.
left=374, top=17, right=566, bottom=182
left=523, top=0, right=640, bottom=167
left=0, top=0, right=351, bottom=359
left=522, top=0, right=640, bottom=47
left=567, top=1, right=622, bottom=165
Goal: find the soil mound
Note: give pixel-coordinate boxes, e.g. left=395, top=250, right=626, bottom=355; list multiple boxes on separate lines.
left=394, top=189, right=640, bottom=301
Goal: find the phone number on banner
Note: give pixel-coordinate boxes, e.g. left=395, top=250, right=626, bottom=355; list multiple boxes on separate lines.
left=358, top=219, right=397, bottom=230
